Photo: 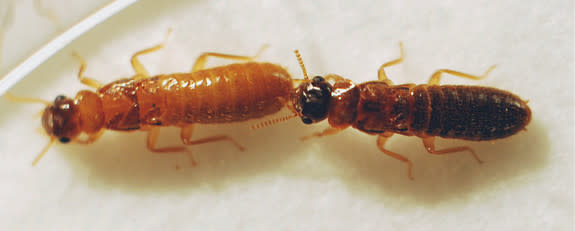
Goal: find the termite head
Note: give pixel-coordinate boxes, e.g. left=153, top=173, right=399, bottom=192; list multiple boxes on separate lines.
left=42, top=95, right=81, bottom=143
left=291, top=50, right=334, bottom=124
left=291, top=76, right=333, bottom=124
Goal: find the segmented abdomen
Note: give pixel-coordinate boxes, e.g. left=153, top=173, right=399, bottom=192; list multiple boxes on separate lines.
left=414, top=85, right=531, bottom=140
left=137, top=62, right=292, bottom=125
left=98, top=62, right=292, bottom=130
left=353, top=83, right=531, bottom=141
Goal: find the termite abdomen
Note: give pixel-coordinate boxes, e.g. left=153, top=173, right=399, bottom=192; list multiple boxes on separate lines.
left=421, top=85, right=531, bottom=141
left=353, top=83, right=531, bottom=140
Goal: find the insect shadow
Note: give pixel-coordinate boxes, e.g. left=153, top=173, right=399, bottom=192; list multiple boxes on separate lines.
left=315, top=118, right=549, bottom=205
left=60, top=118, right=306, bottom=194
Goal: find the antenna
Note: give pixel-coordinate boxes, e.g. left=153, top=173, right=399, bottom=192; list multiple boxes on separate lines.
left=250, top=113, right=297, bottom=130
left=294, top=50, right=309, bottom=81
left=32, top=138, right=55, bottom=166
left=4, top=92, right=50, bottom=105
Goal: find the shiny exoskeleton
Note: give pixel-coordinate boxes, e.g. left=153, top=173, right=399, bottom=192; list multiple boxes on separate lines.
left=73, top=62, right=291, bottom=131
left=29, top=34, right=293, bottom=165
left=290, top=44, right=531, bottom=179
left=304, top=82, right=531, bottom=141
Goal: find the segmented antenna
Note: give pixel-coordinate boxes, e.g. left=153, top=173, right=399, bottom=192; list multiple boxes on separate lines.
left=4, top=92, right=56, bottom=166
left=250, top=113, right=297, bottom=130
left=4, top=92, right=51, bottom=105
left=294, top=50, right=309, bottom=80
left=33, top=138, right=55, bottom=166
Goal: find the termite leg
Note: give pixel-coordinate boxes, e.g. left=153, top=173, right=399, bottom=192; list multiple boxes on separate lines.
left=377, top=133, right=414, bottom=180
left=301, top=127, right=343, bottom=141
left=421, top=137, right=483, bottom=163
left=377, top=42, right=405, bottom=85
left=72, top=52, right=103, bottom=89
left=180, top=125, right=245, bottom=151
left=146, top=127, right=198, bottom=167
left=131, top=29, right=173, bottom=79
left=191, top=45, right=269, bottom=72
left=146, top=127, right=187, bottom=153
left=427, top=65, right=496, bottom=85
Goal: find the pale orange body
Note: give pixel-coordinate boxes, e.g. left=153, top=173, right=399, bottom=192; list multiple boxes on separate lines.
left=31, top=39, right=295, bottom=165
left=85, top=62, right=292, bottom=132
left=45, top=62, right=292, bottom=144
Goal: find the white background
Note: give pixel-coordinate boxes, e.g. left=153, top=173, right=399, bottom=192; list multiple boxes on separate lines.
left=0, top=0, right=572, bottom=230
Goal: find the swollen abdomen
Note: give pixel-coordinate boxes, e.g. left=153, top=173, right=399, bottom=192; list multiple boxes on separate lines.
left=415, top=85, right=531, bottom=140
left=352, top=83, right=531, bottom=141
left=137, top=62, right=292, bottom=125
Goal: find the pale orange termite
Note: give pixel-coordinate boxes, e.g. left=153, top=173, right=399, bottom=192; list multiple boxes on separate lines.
left=287, top=43, right=531, bottom=179
left=8, top=32, right=294, bottom=165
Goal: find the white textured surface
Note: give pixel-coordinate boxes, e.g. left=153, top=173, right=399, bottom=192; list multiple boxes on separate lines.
left=0, top=0, right=572, bottom=230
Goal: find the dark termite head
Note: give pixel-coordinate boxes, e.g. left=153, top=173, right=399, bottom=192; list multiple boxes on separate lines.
left=291, top=76, right=333, bottom=124
left=291, top=50, right=334, bottom=124
left=42, top=95, right=81, bottom=144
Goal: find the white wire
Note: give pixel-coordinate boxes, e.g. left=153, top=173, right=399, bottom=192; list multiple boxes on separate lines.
left=0, top=0, right=139, bottom=96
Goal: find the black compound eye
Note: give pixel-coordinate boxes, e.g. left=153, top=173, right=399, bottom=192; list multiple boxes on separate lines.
left=55, top=95, right=66, bottom=102
left=59, top=137, right=71, bottom=143
left=312, top=76, right=325, bottom=82
left=301, top=117, right=313, bottom=124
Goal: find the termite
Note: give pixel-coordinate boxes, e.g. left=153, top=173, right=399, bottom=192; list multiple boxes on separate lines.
left=7, top=31, right=294, bottom=166
left=288, top=43, right=532, bottom=179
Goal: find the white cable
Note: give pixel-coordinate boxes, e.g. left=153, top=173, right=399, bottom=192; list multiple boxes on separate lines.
left=0, top=0, right=139, bottom=96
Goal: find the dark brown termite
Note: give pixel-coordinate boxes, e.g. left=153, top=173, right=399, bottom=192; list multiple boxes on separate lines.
left=7, top=31, right=293, bottom=165
left=288, top=43, right=531, bottom=179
